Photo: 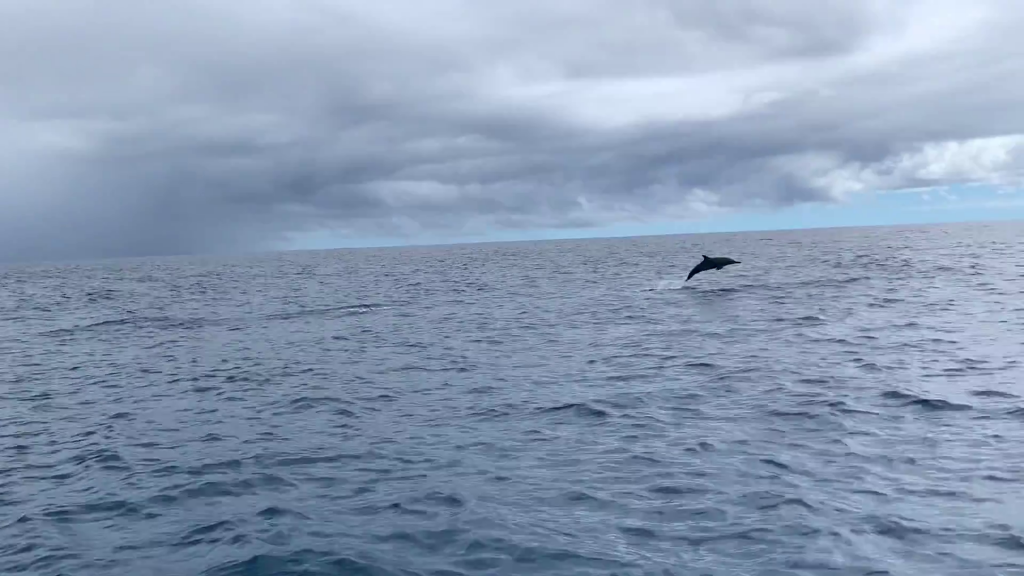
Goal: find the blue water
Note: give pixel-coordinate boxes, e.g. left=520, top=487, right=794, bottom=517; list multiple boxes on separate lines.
left=3, top=221, right=1024, bottom=575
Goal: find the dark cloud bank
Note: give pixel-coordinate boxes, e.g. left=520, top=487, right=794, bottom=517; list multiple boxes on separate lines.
left=3, top=0, right=1024, bottom=262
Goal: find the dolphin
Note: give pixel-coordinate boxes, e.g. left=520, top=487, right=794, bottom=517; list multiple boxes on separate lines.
left=686, top=255, right=741, bottom=281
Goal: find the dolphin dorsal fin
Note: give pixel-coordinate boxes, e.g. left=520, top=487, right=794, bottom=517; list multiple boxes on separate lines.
left=702, top=254, right=709, bottom=260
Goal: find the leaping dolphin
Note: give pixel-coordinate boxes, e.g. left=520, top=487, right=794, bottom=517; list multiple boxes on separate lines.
left=686, top=255, right=741, bottom=281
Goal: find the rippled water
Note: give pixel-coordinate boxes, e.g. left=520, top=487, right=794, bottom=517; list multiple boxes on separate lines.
left=3, top=221, right=1024, bottom=575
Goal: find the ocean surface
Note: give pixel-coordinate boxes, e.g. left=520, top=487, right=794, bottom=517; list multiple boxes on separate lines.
left=2, top=221, right=1024, bottom=576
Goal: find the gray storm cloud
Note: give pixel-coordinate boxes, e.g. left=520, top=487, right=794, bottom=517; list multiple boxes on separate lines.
left=3, top=0, right=1024, bottom=262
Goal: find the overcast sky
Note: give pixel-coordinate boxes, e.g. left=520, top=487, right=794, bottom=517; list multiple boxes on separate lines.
left=2, top=0, right=1024, bottom=262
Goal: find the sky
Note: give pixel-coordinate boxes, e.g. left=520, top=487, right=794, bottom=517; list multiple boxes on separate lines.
left=3, top=1, right=1024, bottom=262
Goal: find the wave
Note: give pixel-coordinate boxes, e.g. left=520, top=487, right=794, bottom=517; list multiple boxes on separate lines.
left=43, top=302, right=391, bottom=336
left=202, top=550, right=403, bottom=576
left=262, top=303, right=390, bottom=322
left=43, top=315, right=208, bottom=336
left=537, top=402, right=611, bottom=419
left=880, top=390, right=973, bottom=411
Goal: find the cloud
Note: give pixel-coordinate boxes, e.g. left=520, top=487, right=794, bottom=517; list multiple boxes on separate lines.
left=2, top=0, right=1024, bottom=261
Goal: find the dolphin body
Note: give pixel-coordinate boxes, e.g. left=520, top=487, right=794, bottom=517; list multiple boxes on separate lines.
left=686, top=255, right=741, bottom=281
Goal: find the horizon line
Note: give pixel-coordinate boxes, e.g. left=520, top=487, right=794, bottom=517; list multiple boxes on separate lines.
left=2, top=215, right=1020, bottom=268
left=280, top=215, right=1023, bottom=253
